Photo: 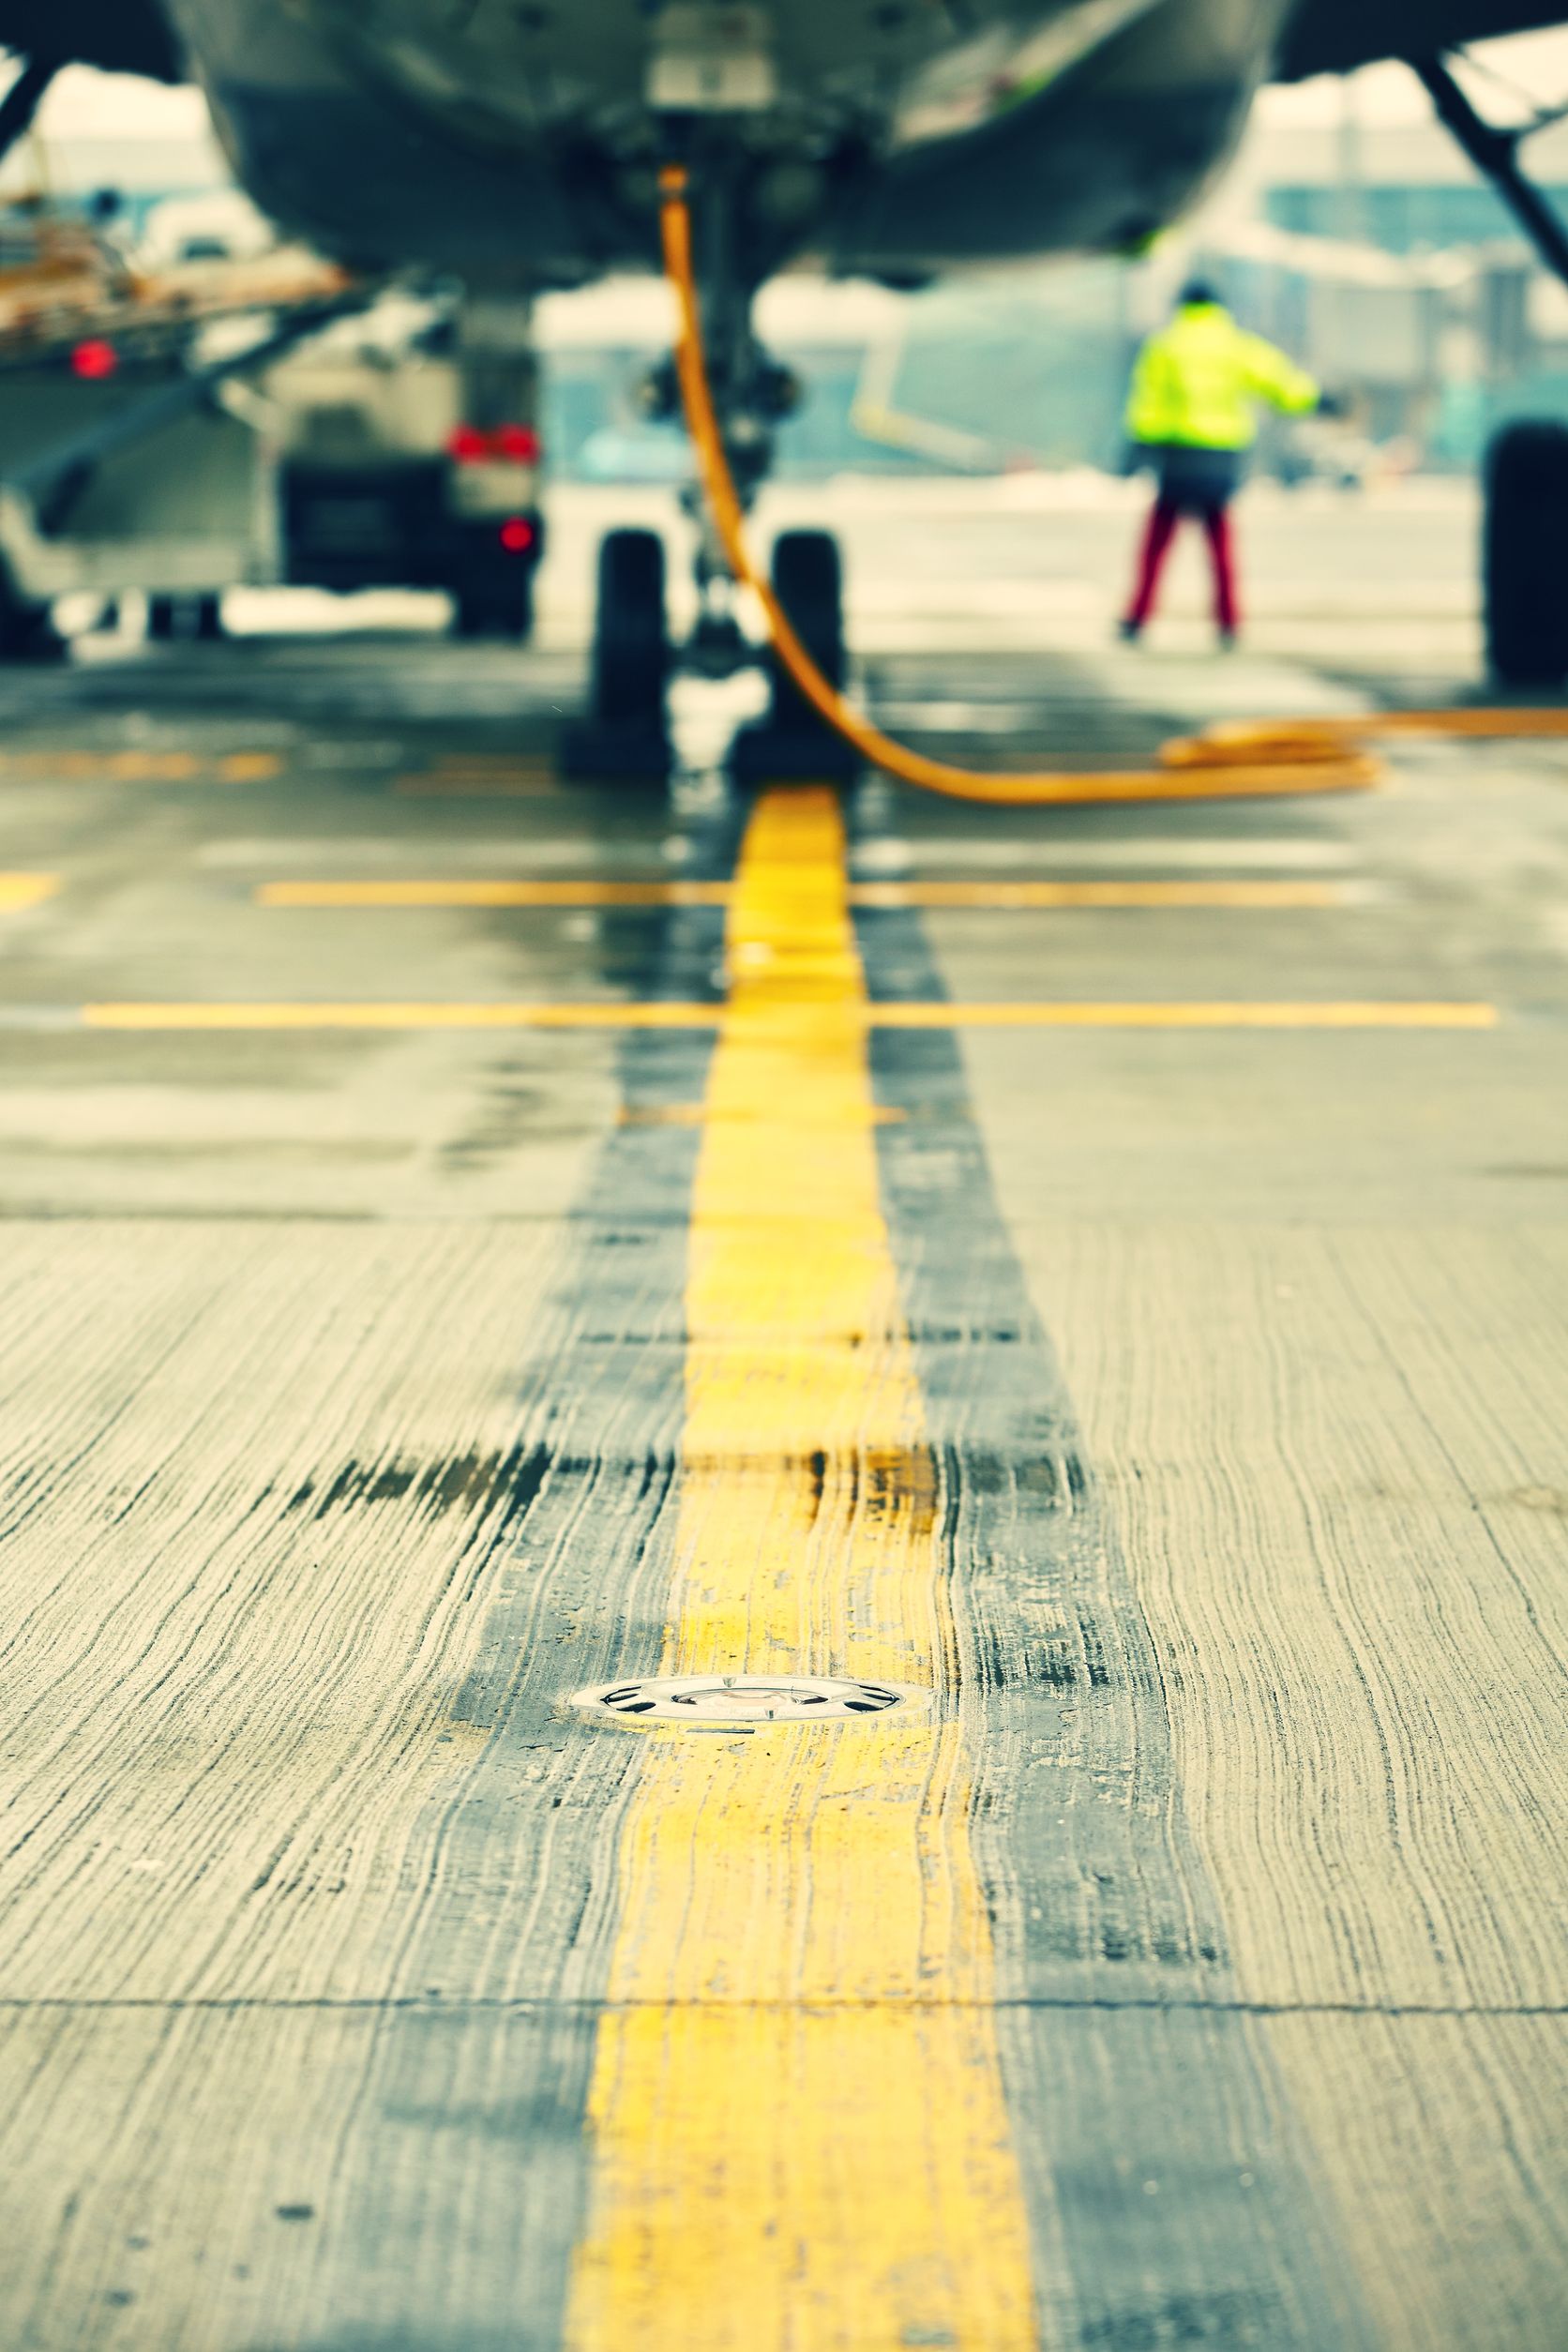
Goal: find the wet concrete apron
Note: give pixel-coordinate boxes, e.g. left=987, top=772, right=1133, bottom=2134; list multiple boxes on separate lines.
left=264, top=785, right=1371, bottom=2351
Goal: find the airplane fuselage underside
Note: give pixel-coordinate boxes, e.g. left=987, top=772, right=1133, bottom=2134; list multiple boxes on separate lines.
left=162, top=0, right=1292, bottom=284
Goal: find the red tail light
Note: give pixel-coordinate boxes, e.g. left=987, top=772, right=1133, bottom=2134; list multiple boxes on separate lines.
left=71, top=339, right=118, bottom=380
left=447, top=423, right=541, bottom=465
left=499, top=517, right=535, bottom=553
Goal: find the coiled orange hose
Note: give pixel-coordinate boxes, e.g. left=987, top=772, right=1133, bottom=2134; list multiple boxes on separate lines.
left=657, top=163, right=1379, bottom=807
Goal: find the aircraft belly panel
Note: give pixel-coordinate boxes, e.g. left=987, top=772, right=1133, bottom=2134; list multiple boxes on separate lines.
left=162, top=0, right=596, bottom=277
left=164, top=0, right=1289, bottom=277
left=181, top=0, right=1201, bottom=148
left=835, top=0, right=1290, bottom=267
left=293, top=0, right=1106, bottom=125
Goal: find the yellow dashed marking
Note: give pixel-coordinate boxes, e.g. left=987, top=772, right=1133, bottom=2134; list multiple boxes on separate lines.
left=255, top=881, right=729, bottom=908
left=252, top=879, right=1342, bottom=912
left=217, top=753, right=282, bottom=783
left=563, top=787, right=1040, bottom=2352
left=0, top=750, right=276, bottom=785
left=80, top=1000, right=1498, bottom=1032
left=81, top=1002, right=719, bottom=1031
left=871, top=1001, right=1499, bottom=1029
left=853, top=880, right=1342, bottom=909
left=0, top=873, right=58, bottom=911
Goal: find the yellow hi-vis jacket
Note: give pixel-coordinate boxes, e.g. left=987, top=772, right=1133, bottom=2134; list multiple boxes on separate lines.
left=1125, top=303, right=1320, bottom=450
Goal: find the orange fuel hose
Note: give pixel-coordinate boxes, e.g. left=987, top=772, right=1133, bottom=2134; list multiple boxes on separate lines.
left=656, top=164, right=1380, bottom=807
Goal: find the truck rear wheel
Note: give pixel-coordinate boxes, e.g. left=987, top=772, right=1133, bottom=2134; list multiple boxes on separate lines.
left=1485, top=420, right=1568, bottom=687
left=453, top=574, right=534, bottom=641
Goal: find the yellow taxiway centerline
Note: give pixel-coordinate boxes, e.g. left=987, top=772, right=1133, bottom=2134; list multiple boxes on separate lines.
left=81, top=999, right=1498, bottom=1031
left=564, top=786, right=1040, bottom=2351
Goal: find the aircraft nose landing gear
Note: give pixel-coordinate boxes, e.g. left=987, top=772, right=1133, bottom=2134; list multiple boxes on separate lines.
left=561, top=514, right=856, bottom=789
left=560, top=250, right=854, bottom=790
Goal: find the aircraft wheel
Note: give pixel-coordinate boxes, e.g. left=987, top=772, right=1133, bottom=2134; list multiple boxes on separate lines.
left=0, top=565, right=65, bottom=664
left=730, top=528, right=859, bottom=789
left=591, top=528, right=668, bottom=726
left=770, top=528, right=846, bottom=702
left=560, top=528, right=671, bottom=782
left=146, top=594, right=179, bottom=642
left=0, top=607, right=65, bottom=663
left=195, top=595, right=226, bottom=643
left=1485, top=420, right=1568, bottom=687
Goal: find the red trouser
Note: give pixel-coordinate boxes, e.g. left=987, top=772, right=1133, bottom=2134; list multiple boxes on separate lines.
left=1124, top=494, right=1238, bottom=634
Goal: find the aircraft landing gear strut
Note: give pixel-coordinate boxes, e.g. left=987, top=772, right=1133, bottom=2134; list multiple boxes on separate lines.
left=562, top=206, right=853, bottom=789
left=1415, top=53, right=1568, bottom=687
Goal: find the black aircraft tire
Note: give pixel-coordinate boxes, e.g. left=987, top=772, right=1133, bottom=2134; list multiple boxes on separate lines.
left=0, top=562, right=65, bottom=664
left=195, top=595, right=225, bottom=643
left=728, top=528, right=860, bottom=789
left=770, top=528, right=846, bottom=703
left=589, top=528, right=668, bottom=727
left=1485, top=420, right=1568, bottom=687
left=453, top=575, right=535, bottom=642
left=0, top=609, right=65, bottom=663
left=146, top=595, right=179, bottom=642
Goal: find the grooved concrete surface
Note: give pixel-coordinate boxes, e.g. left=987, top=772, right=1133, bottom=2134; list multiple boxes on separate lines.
left=0, top=489, right=1565, bottom=2351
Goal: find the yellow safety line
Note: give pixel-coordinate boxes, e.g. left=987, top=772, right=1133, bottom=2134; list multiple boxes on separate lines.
left=564, top=788, right=1039, bottom=2352
left=0, top=873, right=57, bottom=910
left=657, top=166, right=1377, bottom=809
left=852, top=880, right=1342, bottom=909
left=254, top=881, right=731, bottom=908
left=80, top=998, right=1497, bottom=1032
left=253, top=878, right=1342, bottom=911
left=873, top=1001, right=1499, bottom=1030
left=80, top=1001, right=720, bottom=1030
left=0, top=751, right=278, bottom=783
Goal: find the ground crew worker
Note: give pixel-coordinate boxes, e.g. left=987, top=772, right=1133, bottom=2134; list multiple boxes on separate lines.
left=1120, top=279, right=1326, bottom=647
